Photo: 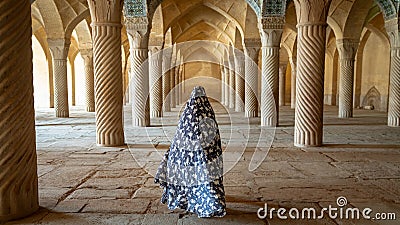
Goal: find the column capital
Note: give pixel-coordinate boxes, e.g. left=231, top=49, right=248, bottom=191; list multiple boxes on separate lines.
left=259, top=28, right=283, bottom=47
left=244, top=38, right=261, bottom=48
left=294, top=0, right=331, bottom=26
left=336, top=39, right=359, bottom=60
left=48, top=38, right=70, bottom=60
left=279, top=63, right=288, bottom=71
left=88, top=0, right=123, bottom=24
left=149, top=45, right=162, bottom=54
left=244, top=39, right=261, bottom=62
left=149, top=36, right=164, bottom=48
left=80, top=48, right=93, bottom=58
left=125, top=17, right=150, bottom=49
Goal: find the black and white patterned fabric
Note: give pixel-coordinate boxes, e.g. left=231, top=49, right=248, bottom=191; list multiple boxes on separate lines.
left=155, top=86, right=226, bottom=218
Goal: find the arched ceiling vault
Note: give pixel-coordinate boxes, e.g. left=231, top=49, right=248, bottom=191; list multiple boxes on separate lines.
left=328, top=0, right=375, bottom=40
left=157, top=0, right=252, bottom=45
left=33, top=0, right=90, bottom=43
left=174, top=20, right=234, bottom=44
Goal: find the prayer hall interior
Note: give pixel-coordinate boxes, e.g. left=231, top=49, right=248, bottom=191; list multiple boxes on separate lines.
left=0, top=0, right=399, bottom=224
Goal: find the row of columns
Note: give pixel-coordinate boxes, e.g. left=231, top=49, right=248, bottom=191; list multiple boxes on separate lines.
left=126, top=17, right=185, bottom=127
left=46, top=40, right=95, bottom=117
left=3, top=0, right=400, bottom=222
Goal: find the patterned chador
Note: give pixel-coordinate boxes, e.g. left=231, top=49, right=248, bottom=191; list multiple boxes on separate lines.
left=155, top=86, right=226, bottom=218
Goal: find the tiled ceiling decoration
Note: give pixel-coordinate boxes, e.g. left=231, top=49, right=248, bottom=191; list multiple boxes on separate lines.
left=124, top=0, right=147, bottom=17
left=262, top=0, right=286, bottom=17
left=371, top=0, right=397, bottom=20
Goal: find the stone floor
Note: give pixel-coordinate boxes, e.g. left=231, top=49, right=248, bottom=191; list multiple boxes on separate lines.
left=3, top=103, right=400, bottom=225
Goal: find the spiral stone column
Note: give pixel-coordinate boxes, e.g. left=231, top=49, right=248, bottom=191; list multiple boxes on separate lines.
left=175, top=62, right=180, bottom=105
left=149, top=46, right=163, bottom=118
left=293, top=0, right=332, bottom=147
left=289, top=56, right=297, bottom=109
left=259, top=18, right=284, bottom=126
left=223, top=66, right=230, bottom=107
left=279, top=64, right=287, bottom=106
left=48, top=60, right=55, bottom=108
left=70, top=59, right=76, bottom=106
left=0, top=0, right=38, bottom=221
left=178, top=63, right=184, bottom=104
left=244, top=39, right=261, bottom=118
left=126, top=17, right=150, bottom=127
left=228, top=53, right=236, bottom=109
left=337, top=39, right=358, bottom=118
left=88, top=0, right=124, bottom=146
left=162, top=48, right=172, bottom=112
left=48, top=38, right=70, bottom=118
left=235, top=52, right=245, bottom=112
left=385, top=19, right=400, bottom=127
left=221, top=65, right=226, bottom=105
left=170, top=67, right=176, bottom=108
left=81, top=49, right=95, bottom=112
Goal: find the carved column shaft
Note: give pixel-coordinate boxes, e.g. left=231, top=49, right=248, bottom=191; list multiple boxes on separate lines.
left=388, top=48, right=400, bottom=126
left=48, top=39, right=70, bottom=118
left=289, top=57, right=297, bottom=109
left=279, top=64, right=287, bottom=106
left=48, top=59, right=54, bottom=108
left=170, top=67, right=176, bottom=108
left=88, top=0, right=124, bottom=146
left=235, top=53, right=245, bottom=112
left=293, top=0, right=331, bottom=147
left=126, top=17, right=150, bottom=127
left=228, top=55, right=236, bottom=109
left=149, top=47, right=163, bottom=118
left=70, top=58, right=76, bottom=106
left=220, top=65, right=226, bottom=105
left=175, top=63, right=180, bottom=105
left=337, top=39, right=358, bottom=118
left=259, top=21, right=283, bottom=126
left=244, top=39, right=261, bottom=118
left=295, top=24, right=326, bottom=147
left=178, top=63, right=184, bottom=104
left=0, top=0, right=38, bottom=221
left=224, top=66, right=230, bottom=107
left=162, top=49, right=172, bottom=112
left=81, top=49, right=95, bottom=112
left=386, top=19, right=400, bottom=127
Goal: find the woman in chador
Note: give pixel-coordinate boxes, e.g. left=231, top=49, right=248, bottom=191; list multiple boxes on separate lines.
left=155, top=86, right=226, bottom=218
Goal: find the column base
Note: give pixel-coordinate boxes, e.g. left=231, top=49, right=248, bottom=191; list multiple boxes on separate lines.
left=150, top=110, right=162, bottom=118
left=86, top=106, right=95, bottom=112
left=164, top=105, right=171, bottom=112
left=56, top=110, right=69, bottom=118
left=339, top=110, right=353, bottom=118
left=261, top=117, right=277, bottom=127
left=0, top=205, right=39, bottom=223
left=245, top=111, right=258, bottom=118
left=388, top=116, right=400, bottom=127
left=294, top=130, right=322, bottom=147
left=132, top=118, right=149, bottom=127
left=235, top=105, right=245, bottom=112
left=96, top=132, right=124, bottom=147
